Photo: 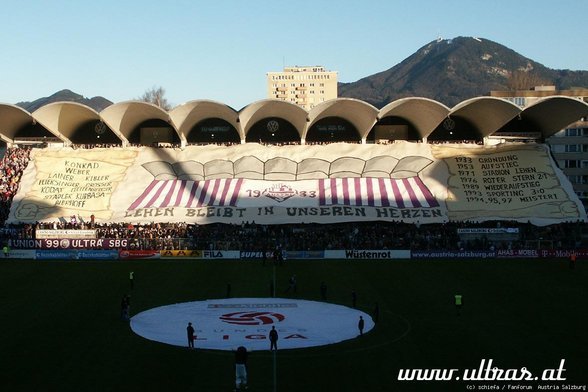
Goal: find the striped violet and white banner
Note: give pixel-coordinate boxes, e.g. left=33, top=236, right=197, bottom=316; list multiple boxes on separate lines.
left=128, top=177, right=439, bottom=210
left=318, top=177, right=439, bottom=208
left=129, top=178, right=244, bottom=210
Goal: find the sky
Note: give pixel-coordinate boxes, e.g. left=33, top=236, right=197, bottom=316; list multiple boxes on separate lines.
left=1, top=0, right=587, bottom=110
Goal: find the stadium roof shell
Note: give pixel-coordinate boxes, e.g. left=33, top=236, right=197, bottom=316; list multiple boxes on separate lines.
left=0, top=96, right=586, bottom=146
left=378, top=97, right=450, bottom=139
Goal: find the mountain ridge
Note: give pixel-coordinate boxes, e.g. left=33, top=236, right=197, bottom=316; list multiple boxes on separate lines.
left=339, top=36, right=588, bottom=107
left=12, top=37, right=588, bottom=111
left=16, top=89, right=113, bottom=112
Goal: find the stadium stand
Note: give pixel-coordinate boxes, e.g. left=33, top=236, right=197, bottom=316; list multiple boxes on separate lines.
left=0, top=147, right=31, bottom=223
left=0, top=140, right=586, bottom=253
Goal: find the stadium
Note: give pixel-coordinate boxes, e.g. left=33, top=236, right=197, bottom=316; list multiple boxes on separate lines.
left=1, top=96, right=588, bottom=391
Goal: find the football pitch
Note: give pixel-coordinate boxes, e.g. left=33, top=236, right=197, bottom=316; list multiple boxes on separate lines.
left=0, top=258, right=586, bottom=392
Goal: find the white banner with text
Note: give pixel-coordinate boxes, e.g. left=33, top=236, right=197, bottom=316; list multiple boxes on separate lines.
left=9, top=142, right=586, bottom=226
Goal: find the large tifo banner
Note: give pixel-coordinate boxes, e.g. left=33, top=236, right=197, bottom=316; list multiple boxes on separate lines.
left=8, top=142, right=586, bottom=226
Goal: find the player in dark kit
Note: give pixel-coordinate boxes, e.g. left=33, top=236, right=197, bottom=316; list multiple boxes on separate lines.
left=269, top=326, right=278, bottom=351
left=320, top=281, right=327, bottom=300
left=187, top=322, right=195, bottom=349
left=234, top=346, right=248, bottom=391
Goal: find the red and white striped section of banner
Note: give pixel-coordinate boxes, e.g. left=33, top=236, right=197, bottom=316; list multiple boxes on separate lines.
left=129, top=178, right=243, bottom=210
left=318, top=177, right=439, bottom=208
left=128, top=177, right=439, bottom=209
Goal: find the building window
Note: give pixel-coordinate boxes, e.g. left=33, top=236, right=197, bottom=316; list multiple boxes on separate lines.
left=568, top=175, right=588, bottom=184
left=568, top=144, right=588, bottom=152
left=565, top=160, right=579, bottom=168
left=566, top=128, right=579, bottom=136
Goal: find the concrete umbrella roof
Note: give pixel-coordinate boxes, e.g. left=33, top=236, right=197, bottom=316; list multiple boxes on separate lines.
left=239, top=99, right=308, bottom=140
left=100, top=100, right=175, bottom=144
left=521, top=96, right=588, bottom=138
left=378, top=97, right=450, bottom=139
left=306, top=98, right=379, bottom=141
left=449, top=97, right=521, bottom=138
left=170, top=100, right=240, bottom=141
left=0, top=103, right=35, bottom=143
left=32, top=102, right=102, bottom=144
left=0, top=96, right=586, bottom=145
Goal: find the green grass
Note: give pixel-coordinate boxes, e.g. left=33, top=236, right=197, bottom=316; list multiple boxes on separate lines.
left=0, top=259, right=586, bottom=392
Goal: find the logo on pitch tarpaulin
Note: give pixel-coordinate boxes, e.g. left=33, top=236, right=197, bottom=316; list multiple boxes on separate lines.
left=131, top=298, right=375, bottom=351
left=219, top=311, right=285, bottom=325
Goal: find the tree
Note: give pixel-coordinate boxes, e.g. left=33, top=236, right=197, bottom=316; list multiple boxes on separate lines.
left=506, top=70, right=550, bottom=91
left=138, top=86, right=171, bottom=110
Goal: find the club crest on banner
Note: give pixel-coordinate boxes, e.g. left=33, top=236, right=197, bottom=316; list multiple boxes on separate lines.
left=263, top=184, right=297, bottom=203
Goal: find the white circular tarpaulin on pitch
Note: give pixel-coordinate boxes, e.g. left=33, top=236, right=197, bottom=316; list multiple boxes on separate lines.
left=130, top=297, right=375, bottom=351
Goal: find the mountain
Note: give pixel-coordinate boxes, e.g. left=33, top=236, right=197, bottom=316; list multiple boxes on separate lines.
left=16, top=89, right=113, bottom=112
left=14, top=39, right=588, bottom=112
left=338, top=36, right=588, bottom=108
